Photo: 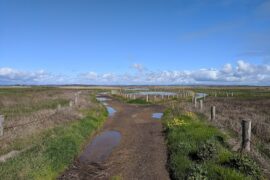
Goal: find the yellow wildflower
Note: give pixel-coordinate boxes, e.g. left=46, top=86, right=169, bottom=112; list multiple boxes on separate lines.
left=184, top=111, right=196, bottom=119
left=167, top=117, right=189, bottom=128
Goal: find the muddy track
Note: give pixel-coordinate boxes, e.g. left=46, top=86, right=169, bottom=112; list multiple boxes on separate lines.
left=59, top=95, right=170, bottom=180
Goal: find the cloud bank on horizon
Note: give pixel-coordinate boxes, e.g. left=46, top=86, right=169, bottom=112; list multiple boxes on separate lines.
left=0, top=60, right=269, bottom=85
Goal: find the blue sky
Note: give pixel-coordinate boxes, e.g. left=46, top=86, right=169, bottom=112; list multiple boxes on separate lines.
left=0, top=0, right=270, bottom=85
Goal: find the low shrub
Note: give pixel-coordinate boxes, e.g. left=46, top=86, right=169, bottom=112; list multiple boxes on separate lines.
left=222, top=154, right=261, bottom=178
left=189, top=140, right=217, bottom=162
left=187, top=165, right=208, bottom=180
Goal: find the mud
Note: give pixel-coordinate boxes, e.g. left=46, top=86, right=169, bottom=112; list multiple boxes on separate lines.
left=59, top=95, right=170, bottom=180
left=79, top=131, right=121, bottom=164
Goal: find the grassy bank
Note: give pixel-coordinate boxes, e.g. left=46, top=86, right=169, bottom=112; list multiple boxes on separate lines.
left=0, top=96, right=107, bottom=179
left=126, top=98, right=151, bottom=105
left=162, top=109, right=262, bottom=180
left=112, top=94, right=151, bottom=105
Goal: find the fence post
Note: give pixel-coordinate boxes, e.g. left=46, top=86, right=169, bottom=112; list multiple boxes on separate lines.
left=200, top=99, right=203, bottom=110
left=241, top=119, right=251, bottom=152
left=75, top=94, right=79, bottom=105
left=211, top=106, right=216, bottom=121
left=57, top=104, right=62, bottom=111
left=146, top=95, right=149, bottom=102
left=0, top=115, right=4, bottom=137
left=194, top=97, right=197, bottom=108
left=69, top=101, right=73, bottom=108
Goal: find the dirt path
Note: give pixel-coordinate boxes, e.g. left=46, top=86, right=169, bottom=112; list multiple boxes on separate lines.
left=59, top=95, right=170, bottom=180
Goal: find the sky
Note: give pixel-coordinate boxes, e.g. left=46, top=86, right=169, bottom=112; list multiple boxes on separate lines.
left=0, top=0, right=270, bottom=85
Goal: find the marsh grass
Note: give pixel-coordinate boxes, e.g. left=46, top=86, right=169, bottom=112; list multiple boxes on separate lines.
left=0, top=88, right=108, bottom=179
left=0, top=105, right=107, bottom=180
left=1, top=98, right=69, bottom=117
left=192, top=87, right=270, bottom=98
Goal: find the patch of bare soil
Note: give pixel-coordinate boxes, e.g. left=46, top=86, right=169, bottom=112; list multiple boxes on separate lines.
left=59, top=96, right=170, bottom=180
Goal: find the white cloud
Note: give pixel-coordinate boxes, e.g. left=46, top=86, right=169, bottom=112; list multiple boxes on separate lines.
left=80, top=72, right=98, bottom=80
left=0, top=67, right=64, bottom=85
left=222, top=63, right=233, bottom=73
left=237, top=60, right=254, bottom=73
left=1, top=60, right=270, bottom=85
left=132, top=63, right=145, bottom=72
left=191, top=69, right=218, bottom=81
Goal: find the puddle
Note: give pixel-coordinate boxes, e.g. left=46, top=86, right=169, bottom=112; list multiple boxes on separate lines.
left=107, top=106, right=116, bottom=116
left=96, top=97, right=109, bottom=102
left=130, top=91, right=177, bottom=96
left=99, top=92, right=109, bottom=95
left=196, top=93, right=208, bottom=99
left=124, top=88, right=149, bottom=91
left=96, top=96, right=116, bottom=116
left=79, top=131, right=121, bottom=164
left=152, top=113, right=164, bottom=119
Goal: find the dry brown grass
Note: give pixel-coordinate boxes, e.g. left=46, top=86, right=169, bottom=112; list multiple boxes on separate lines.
left=203, top=97, right=270, bottom=141
left=171, top=95, right=270, bottom=175
left=0, top=88, right=99, bottom=155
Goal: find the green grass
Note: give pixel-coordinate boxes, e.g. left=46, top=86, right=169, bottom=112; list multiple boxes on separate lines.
left=162, top=109, right=262, bottom=180
left=0, top=98, right=108, bottom=179
left=111, top=94, right=153, bottom=105
left=0, top=87, right=72, bottom=117
left=126, top=98, right=151, bottom=105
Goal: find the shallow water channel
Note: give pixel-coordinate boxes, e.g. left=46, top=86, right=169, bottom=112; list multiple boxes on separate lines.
left=129, top=91, right=177, bottom=96
left=96, top=96, right=117, bottom=117
left=78, top=96, right=121, bottom=164
left=106, top=106, right=116, bottom=116
left=195, top=93, right=208, bottom=99
left=79, top=131, right=121, bottom=163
